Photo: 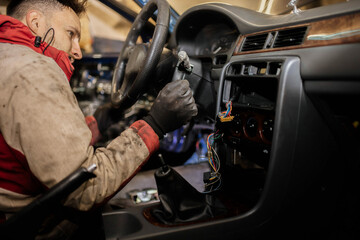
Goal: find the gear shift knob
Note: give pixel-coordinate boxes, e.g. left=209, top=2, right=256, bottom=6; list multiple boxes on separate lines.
left=157, top=154, right=169, bottom=175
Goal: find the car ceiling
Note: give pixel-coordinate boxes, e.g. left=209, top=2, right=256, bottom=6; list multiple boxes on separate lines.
left=0, top=0, right=347, bottom=50
left=0, top=0, right=346, bottom=18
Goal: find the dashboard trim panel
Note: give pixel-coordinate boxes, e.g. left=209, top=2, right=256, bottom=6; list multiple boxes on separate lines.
left=233, top=12, right=360, bottom=55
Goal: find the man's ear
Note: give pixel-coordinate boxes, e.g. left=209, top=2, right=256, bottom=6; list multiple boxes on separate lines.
left=25, top=10, right=47, bottom=36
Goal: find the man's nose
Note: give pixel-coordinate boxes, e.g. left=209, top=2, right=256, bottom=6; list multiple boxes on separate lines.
left=72, top=41, right=83, bottom=60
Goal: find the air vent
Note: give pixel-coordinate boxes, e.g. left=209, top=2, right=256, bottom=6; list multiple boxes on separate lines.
left=273, top=26, right=307, bottom=48
left=241, top=33, right=268, bottom=52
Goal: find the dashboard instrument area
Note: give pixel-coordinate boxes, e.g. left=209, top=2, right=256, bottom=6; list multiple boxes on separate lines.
left=174, top=10, right=239, bottom=66
left=195, top=24, right=238, bottom=56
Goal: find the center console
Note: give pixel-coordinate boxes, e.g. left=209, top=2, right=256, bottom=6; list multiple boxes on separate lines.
left=101, top=56, right=341, bottom=239
left=212, top=59, right=282, bottom=207
left=217, top=61, right=280, bottom=169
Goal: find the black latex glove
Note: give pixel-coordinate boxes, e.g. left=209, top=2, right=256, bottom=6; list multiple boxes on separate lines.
left=93, top=102, right=123, bottom=136
left=143, top=79, right=198, bottom=139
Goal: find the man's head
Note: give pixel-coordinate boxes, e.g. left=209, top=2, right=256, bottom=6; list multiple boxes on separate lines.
left=7, top=0, right=87, bottom=62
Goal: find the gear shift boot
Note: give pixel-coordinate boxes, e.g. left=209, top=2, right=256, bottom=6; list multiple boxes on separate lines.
left=151, top=165, right=227, bottom=225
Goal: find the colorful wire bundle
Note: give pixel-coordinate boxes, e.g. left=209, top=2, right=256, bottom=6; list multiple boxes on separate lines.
left=203, top=102, right=234, bottom=192
left=205, top=131, right=222, bottom=191
left=218, top=101, right=235, bottom=122
left=207, top=131, right=221, bottom=172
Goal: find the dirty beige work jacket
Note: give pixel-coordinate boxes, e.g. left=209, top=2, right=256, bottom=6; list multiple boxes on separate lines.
left=0, top=42, right=159, bottom=219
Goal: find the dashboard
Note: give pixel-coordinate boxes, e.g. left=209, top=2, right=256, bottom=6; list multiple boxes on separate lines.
left=171, top=0, right=359, bottom=166
left=100, top=1, right=360, bottom=239
left=146, top=1, right=360, bottom=238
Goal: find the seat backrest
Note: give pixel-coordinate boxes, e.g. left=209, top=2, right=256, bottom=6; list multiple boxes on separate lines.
left=0, top=164, right=96, bottom=240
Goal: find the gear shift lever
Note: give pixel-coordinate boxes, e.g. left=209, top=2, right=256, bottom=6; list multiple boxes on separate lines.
left=151, top=154, right=227, bottom=225
left=157, top=153, right=169, bottom=174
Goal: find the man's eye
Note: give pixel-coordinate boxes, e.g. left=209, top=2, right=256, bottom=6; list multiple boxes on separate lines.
left=68, top=31, right=74, bottom=37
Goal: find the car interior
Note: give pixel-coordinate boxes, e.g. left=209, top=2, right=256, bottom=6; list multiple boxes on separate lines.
left=1, top=0, right=359, bottom=239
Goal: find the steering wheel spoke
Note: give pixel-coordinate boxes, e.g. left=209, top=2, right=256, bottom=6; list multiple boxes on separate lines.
left=123, top=45, right=135, bottom=60
left=111, top=0, right=170, bottom=109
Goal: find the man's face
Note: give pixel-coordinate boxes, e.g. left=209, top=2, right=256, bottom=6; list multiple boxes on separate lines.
left=46, top=7, right=82, bottom=63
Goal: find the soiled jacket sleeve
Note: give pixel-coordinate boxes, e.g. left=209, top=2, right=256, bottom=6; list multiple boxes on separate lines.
left=0, top=46, right=159, bottom=211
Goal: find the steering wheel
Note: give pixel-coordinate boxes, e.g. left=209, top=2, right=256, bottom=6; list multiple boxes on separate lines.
left=111, top=0, right=170, bottom=110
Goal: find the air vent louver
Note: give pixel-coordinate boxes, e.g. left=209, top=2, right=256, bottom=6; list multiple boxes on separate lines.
left=241, top=33, right=268, bottom=52
left=273, top=26, right=307, bottom=48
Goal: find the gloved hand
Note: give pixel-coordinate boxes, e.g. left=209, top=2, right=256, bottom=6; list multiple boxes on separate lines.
left=143, top=80, right=198, bottom=139
left=93, top=102, right=123, bottom=136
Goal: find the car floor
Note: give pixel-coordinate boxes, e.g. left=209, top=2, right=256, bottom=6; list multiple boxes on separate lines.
left=107, top=162, right=210, bottom=209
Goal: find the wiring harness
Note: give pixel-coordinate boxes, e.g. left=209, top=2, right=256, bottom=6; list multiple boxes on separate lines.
left=203, top=101, right=234, bottom=193
left=218, top=101, right=235, bottom=122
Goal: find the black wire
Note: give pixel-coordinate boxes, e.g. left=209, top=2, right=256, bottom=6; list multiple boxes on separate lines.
left=42, top=28, right=55, bottom=54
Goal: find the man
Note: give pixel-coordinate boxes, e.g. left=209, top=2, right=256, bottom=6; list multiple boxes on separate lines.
left=0, top=0, right=197, bottom=234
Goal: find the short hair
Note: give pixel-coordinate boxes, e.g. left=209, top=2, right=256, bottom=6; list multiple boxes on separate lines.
left=7, top=0, right=87, bottom=19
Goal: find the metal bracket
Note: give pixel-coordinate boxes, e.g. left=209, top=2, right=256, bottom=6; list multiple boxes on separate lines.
left=287, top=0, right=301, bottom=15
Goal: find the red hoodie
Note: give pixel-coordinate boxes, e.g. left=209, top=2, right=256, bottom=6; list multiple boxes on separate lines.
left=0, top=15, right=74, bottom=81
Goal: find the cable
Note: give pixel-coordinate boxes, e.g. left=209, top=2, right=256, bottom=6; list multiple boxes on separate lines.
left=203, top=178, right=222, bottom=194
left=218, top=101, right=235, bottom=122
left=207, top=131, right=221, bottom=172
left=203, top=101, right=234, bottom=193
left=42, top=28, right=55, bottom=54
left=204, top=130, right=223, bottom=193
